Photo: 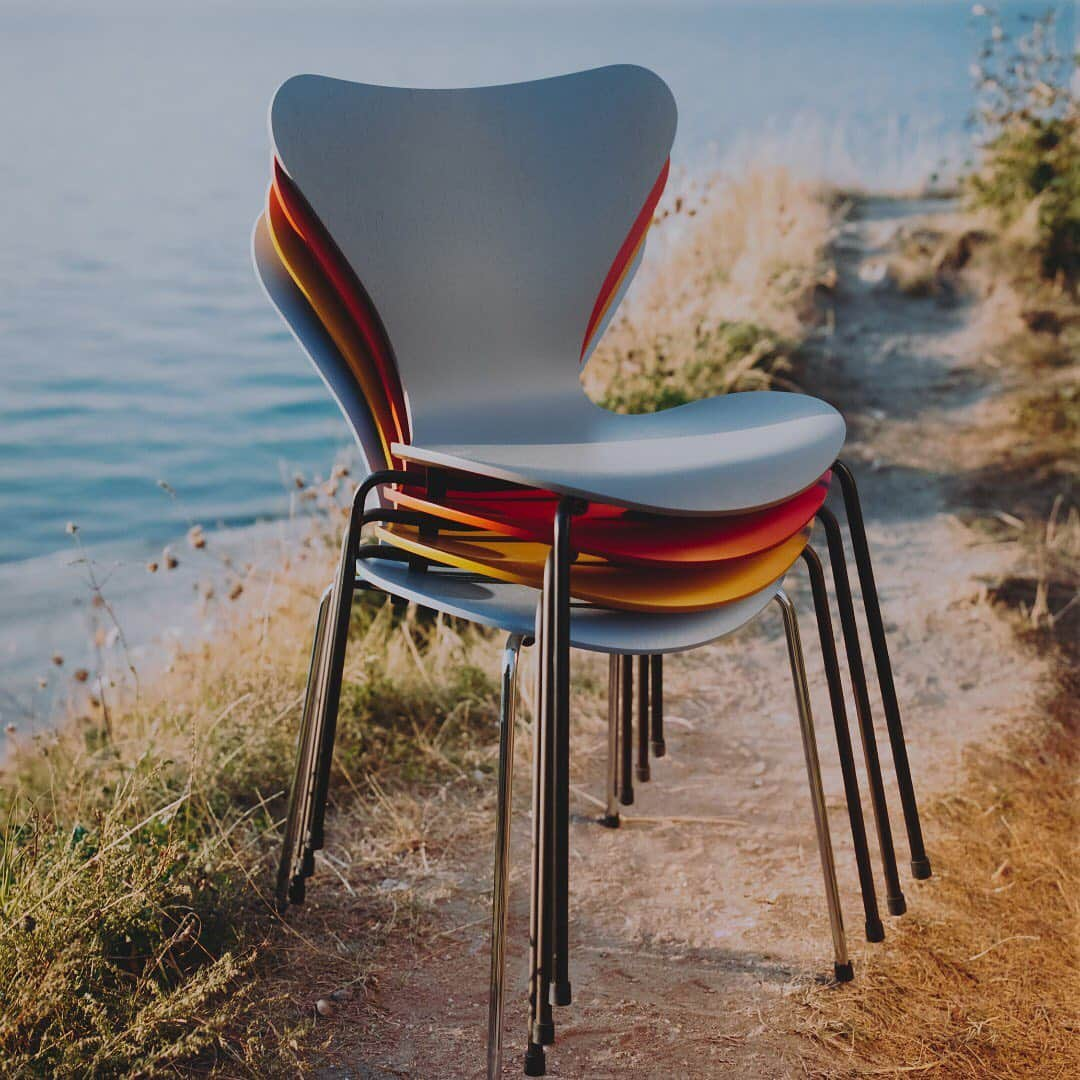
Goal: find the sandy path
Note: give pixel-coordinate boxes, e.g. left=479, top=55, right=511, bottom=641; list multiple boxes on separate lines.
left=293, top=197, right=1049, bottom=1078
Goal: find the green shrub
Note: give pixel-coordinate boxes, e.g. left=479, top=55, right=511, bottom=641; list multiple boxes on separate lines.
left=966, top=9, right=1080, bottom=282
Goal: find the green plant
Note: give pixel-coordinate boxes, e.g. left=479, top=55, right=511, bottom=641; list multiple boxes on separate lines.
left=966, top=8, right=1080, bottom=282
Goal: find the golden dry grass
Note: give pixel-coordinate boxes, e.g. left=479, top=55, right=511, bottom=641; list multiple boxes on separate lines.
left=583, top=166, right=834, bottom=411
left=798, top=656, right=1079, bottom=1079
left=797, top=190, right=1079, bottom=1078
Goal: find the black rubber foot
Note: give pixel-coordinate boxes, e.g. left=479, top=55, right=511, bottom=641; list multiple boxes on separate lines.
left=834, top=961, right=854, bottom=983
left=287, top=877, right=305, bottom=905
left=523, top=1044, right=546, bottom=1076
left=887, top=894, right=907, bottom=917
left=599, top=813, right=621, bottom=829
left=865, top=919, right=885, bottom=943
left=635, top=766, right=650, bottom=783
left=531, top=1020, right=555, bottom=1046
left=552, top=981, right=572, bottom=1007
left=619, top=792, right=634, bottom=807
left=301, top=849, right=315, bottom=877
left=650, top=741, right=666, bottom=758
left=911, top=857, right=932, bottom=880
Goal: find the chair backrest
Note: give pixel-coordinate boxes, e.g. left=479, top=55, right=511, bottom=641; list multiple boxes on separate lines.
left=251, top=215, right=391, bottom=479
left=270, top=65, right=677, bottom=444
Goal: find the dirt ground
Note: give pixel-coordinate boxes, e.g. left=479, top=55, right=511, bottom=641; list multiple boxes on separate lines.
left=275, top=197, right=1064, bottom=1078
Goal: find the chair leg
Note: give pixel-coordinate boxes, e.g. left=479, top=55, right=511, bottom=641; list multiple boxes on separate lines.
left=775, top=590, right=853, bottom=983
left=303, top=507, right=364, bottom=870
left=801, top=548, right=884, bottom=943
left=525, top=555, right=555, bottom=1076
left=833, top=462, right=931, bottom=880
left=649, top=655, right=665, bottom=757
left=601, top=654, right=621, bottom=828
left=636, top=656, right=651, bottom=782
left=487, top=634, right=524, bottom=1080
left=552, top=500, right=573, bottom=1008
left=818, top=507, right=906, bottom=914
left=620, top=656, right=634, bottom=806
left=276, top=585, right=332, bottom=911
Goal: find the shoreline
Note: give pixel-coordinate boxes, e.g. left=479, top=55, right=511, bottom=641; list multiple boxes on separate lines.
left=0, top=512, right=320, bottom=732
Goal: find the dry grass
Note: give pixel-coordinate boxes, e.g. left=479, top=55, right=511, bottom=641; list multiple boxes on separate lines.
left=797, top=189, right=1079, bottom=1078
left=583, top=166, right=834, bottom=412
left=798, top=649, right=1078, bottom=1079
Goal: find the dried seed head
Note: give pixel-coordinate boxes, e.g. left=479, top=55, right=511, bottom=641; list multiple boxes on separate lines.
left=228, top=583, right=244, bottom=601
left=65, top=521, right=79, bottom=535
left=294, top=473, right=306, bottom=489
left=73, top=669, right=90, bottom=683
left=187, top=525, right=206, bottom=550
left=163, top=548, right=179, bottom=570
left=52, top=653, right=64, bottom=666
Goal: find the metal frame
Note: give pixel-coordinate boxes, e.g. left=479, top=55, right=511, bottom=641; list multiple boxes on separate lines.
left=488, top=634, right=525, bottom=1080
left=274, top=463, right=929, bottom=1076
left=832, top=462, right=931, bottom=879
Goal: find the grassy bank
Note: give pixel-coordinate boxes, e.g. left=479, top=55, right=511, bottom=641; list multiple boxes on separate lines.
left=0, top=166, right=830, bottom=1076
left=798, top=15, right=1078, bottom=1076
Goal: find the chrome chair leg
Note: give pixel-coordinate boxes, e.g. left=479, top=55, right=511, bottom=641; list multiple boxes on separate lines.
left=818, top=507, right=906, bottom=914
left=276, top=584, right=332, bottom=911
left=601, top=654, right=621, bottom=828
left=487, top=633, right=525, bottom=1080
left=801, top=547, right=884, bottom=943
left=636, top=655, right=651, bottom=783
left=775, top=590, right=852, bottom=982
left=833, top=462, right=931, bottom=879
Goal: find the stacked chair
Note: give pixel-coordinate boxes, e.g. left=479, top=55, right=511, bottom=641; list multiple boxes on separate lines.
left=253, top=65, right=931, bottom=1078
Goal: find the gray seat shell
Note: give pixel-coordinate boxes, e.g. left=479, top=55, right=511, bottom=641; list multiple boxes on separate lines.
left=270, top=66, right=843, bottom=515
left=359, top=557, right=784, bottom=655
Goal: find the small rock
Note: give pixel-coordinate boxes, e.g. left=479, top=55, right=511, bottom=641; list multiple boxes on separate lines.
left=315, top=998, right=335, bottom=1018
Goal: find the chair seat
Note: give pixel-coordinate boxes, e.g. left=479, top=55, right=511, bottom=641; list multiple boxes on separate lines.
left=394, top=390, right=844, bottom=515
left=373, top=522, right=811, bottom=612
left=387, top=472, right=830, bottom=565
left=357, top=557, right=784, bottom=655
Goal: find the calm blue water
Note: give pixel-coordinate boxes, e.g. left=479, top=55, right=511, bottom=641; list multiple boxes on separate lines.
left=0, top=3, right=1073, bottom=704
